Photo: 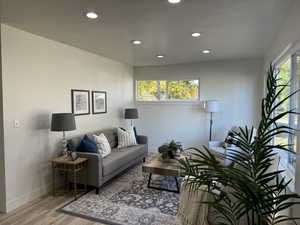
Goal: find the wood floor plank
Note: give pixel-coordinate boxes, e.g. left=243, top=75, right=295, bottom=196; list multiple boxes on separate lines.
left=0, top=194, right=104, bottom=225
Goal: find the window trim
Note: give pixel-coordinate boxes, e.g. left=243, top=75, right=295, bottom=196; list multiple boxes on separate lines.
left=273, top=53, right=299, bottom=175
left=135, top=79, right=201, bottom=103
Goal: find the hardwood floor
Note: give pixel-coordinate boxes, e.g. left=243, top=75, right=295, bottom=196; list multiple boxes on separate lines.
left=0, top=193, right=103, bottom=225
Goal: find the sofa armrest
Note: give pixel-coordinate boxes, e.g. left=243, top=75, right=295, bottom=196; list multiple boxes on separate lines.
left=77, top=152, right=103, bottom=187
left=137, top=135, right=148, bottom=145
left=208, top=141, right=225, bottom=148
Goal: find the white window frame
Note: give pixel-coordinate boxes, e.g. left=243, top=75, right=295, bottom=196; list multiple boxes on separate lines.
left=274, top=53, right=299, bottom=175
left=288, top=54, right=298, bottom=171
left=135, top=79, right=200, bottom=103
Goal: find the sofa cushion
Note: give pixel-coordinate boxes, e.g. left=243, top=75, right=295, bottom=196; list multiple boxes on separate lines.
left=93, top=133, right=111, bottom=158
left=68, top=128, right=118, bottom=151
left=89, top=129, right=117, bottom=148
left=102, top=145, right=147, bottom=177
left=117, top=127, right=137, bottom=148
left=76, top=135, right=98, bottom=153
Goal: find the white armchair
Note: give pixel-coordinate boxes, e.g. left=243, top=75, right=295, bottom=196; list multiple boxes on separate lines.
left=178, top=180, right=215, bottom=225
left=178, top=143, right=228, bottom=225
left=208, top=141, right=226, bottom=154
left=208, top=141, right=224, bottom=148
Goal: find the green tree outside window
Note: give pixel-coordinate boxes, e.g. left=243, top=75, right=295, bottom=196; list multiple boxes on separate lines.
left=136, top=80, right=199, bottom=101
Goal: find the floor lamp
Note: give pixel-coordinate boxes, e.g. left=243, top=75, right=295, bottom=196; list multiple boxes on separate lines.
left=204, top=100, right=220, bottom=141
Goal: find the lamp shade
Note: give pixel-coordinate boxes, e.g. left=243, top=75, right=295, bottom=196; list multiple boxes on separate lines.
left=51, top=113, right=76, bottom=132
left=124, top=108, right=138, bottom=119
left=204, top=100, right=220, bottom=113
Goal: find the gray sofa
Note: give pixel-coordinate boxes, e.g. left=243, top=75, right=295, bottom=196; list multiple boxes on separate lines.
left=67, top=128, right=148, bottom=193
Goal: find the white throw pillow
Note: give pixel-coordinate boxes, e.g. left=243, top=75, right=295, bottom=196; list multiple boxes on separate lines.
left=117, top=127, right=137, bottom=148
left=93, top=133, right=111, bottom=158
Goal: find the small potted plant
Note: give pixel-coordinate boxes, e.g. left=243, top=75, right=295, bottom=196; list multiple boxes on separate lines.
left=158, top=140, right=183, bottom=161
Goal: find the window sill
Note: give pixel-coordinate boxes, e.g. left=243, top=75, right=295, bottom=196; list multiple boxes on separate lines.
left=136, top=100, right=201, bottom=105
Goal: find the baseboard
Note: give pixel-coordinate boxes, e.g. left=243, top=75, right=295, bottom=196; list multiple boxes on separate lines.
left=6, top=183, right=52, bottom=212
left=0, top=204, right=6, bottom=213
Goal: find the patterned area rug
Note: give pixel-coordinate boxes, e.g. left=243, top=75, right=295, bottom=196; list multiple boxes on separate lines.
left=59, top=157, right=181, bottom=225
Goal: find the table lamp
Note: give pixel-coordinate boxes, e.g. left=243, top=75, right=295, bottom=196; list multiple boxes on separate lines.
left=51, top=113, right=76, bottom=157
left=125, top=108, right=139, bottom=126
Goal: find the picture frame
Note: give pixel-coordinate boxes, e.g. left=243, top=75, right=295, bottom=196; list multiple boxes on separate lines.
left=92, top=91, right=107, bottom=114
left=71, top=89, right=90, bottom=116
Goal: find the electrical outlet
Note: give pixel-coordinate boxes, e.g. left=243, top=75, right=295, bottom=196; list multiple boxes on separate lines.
left=13, top=120, right=21, bottom=128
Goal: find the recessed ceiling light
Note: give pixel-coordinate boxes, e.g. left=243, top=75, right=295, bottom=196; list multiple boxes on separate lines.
left=156, top=55, right=165, bottom=59
left=168, top=0, right=181, bottom=4
left=131, top=40, right=142, bottom=45
left=85, top=11, right=98, bottom=19
left=192, top=32, right=201, bottom=38
left=202, top=49, right=211, bottom=54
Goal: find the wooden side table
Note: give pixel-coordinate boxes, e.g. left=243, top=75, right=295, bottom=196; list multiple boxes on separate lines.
left=52, top=157, right=88, bottom=199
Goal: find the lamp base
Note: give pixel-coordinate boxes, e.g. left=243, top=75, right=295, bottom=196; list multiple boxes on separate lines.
left=61, top=132, right=69, bottom=158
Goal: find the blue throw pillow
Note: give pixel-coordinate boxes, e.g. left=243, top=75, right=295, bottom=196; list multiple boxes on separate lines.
left=76, top=135, right=98, bottom=153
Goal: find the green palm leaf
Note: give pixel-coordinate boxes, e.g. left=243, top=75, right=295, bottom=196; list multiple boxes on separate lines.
left=179, top=64, right=300, bottom=225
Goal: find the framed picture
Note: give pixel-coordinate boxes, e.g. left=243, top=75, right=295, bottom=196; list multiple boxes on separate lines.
left=71, top=89, right=90, bottom=116
left=92, top=91, right=107, bottom=114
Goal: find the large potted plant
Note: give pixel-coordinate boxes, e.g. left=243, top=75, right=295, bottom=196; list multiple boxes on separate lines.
left=179, top=65, right=300, bottom=225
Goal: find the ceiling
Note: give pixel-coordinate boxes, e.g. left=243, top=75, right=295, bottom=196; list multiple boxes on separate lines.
left=1, top=0, right=294, bottom=66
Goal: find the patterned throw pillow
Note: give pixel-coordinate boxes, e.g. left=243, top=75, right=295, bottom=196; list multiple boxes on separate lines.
left=117, top=126, right=137, bottom=148
left=93, top=133, right=111, bottom=158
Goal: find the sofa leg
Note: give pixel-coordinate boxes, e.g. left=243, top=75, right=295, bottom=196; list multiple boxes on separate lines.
left=96, top=187, right=99, bottom=195
left=143, top=157, right=146, bottom=163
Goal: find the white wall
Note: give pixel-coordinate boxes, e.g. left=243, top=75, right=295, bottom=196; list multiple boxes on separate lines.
left=0, top=24, right=134, bottom=212
left=0, top=10, right=7, bottom=213
left=134, top=59, right=263, bottom=152
left=265, top=0, right=300, bottom=65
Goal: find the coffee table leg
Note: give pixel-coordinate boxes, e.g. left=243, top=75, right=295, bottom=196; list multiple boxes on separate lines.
left=175, top=177, right=180, bottom=193
left=147, top=173, right=152, bottom=188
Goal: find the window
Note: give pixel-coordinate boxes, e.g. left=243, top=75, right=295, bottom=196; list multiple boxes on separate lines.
left=274, top=53, right=300, bottom=171
left=136, top=80, right=199, bottom=102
